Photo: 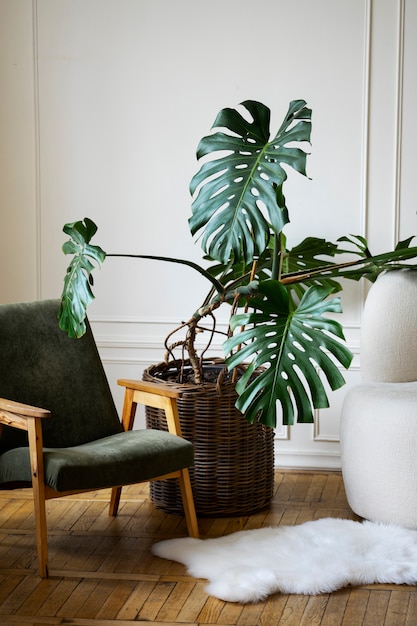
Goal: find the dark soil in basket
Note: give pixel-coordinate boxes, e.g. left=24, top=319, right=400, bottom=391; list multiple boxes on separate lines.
left=152, top=363, right=235, bottom=385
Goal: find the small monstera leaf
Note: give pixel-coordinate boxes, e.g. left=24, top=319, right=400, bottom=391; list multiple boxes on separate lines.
left=224, top=280, right=353, bottom=427
left=59, top=218, right=106, bottom=338
left=283, top=237, right=346, bottom=298
left=333, top=235, right=417, bottom=283
left=285, top=237, right=342, bottom=275
left=189, top=100, right=311, bottom=265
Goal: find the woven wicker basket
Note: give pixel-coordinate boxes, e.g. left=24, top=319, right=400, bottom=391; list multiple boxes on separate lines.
left=143, top=359, right=275, bottom=517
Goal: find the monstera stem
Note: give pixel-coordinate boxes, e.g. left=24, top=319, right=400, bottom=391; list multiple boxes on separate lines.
left=280, top=257, right=370, bottom=284
left=185, top=321, right=202, bottom=384
left=272, top=232, right=284, bottom=281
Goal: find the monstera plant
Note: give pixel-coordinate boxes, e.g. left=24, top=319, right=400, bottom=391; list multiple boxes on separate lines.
left=59, top=99, right=417, bottom=429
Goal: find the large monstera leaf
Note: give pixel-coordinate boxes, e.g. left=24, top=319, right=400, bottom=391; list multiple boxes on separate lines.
left=224, top=280, right=353, bottom=427
left=189, top=100, right=311, bottom=265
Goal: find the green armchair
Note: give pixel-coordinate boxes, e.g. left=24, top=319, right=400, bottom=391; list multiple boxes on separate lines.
left=0, top=299, right=198, bottom=577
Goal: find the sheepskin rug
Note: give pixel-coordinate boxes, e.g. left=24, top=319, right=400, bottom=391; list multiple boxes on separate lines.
left=152, top=517, right=417, bottom=603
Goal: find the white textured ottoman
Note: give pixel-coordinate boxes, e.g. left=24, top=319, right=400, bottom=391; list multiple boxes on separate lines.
left=340, top=270, right=417, bottom=529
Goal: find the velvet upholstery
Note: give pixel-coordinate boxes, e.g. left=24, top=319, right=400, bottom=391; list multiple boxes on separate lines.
left=0, top=299, right=193, bottom=492
left=0, top=429, right=193, bottom=492
left=0, top=299, right=122, bottom=454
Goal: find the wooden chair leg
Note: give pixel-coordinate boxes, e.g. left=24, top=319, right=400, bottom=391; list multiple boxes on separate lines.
left=28, top=418, right=49, bottom=577
left=32, top=483, right=48, bottom=577
left=108, top=387, right=135, bottom=517
left=178, top=469, right=199, bottom=538
left=111, top=384, right=199, bottom=536
left=156, top=392, right=199, bottom=537
left=109, top=486, right=122, bottom=516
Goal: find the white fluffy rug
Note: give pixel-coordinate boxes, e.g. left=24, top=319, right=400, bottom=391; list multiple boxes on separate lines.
left=152, top=517, right=417, bottom=603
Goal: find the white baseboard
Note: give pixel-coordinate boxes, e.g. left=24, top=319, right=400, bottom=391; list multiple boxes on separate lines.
left=274, top=448, right=342, bottom=471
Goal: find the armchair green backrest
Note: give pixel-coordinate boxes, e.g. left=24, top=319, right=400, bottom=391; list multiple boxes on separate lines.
left=0, top=299, right=198, bottom=578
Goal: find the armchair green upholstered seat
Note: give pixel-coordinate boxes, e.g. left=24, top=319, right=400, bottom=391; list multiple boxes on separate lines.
left=0, top=299, right=198, bottom=577
left=0, top=428, right=194, bottom=492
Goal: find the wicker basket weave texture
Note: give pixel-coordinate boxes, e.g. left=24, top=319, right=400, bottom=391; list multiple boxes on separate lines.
left=143, top=361, right=275, bottom=517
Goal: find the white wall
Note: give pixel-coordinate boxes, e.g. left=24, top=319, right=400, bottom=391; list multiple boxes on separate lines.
left=1, top=0, right=416, bottom=468
left=0, top=0, right=38, bottom=302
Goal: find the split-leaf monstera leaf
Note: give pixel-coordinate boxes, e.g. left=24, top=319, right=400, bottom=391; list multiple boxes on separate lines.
left=59, top=219, right=106, bottom=338
left=189, top=99, right=311, bottom=265
left=224, top=282, right=352, bottom=426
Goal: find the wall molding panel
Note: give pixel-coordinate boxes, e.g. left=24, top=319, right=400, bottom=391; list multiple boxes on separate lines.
left=394, top=0, right=406, bottom=242
left=32, top=0, right=42, bottom=300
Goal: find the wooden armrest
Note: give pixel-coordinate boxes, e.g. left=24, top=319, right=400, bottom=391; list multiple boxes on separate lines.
left=117, top=379, right=183, bottom=435
left=0, top=398, right=50, bottom=432
left=117, top=379, right=182, bottom=399
left=0, top=398, right=50, bottom=419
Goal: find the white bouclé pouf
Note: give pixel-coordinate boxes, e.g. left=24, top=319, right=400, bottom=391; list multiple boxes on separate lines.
left=340, top=270, right=417, bottom=529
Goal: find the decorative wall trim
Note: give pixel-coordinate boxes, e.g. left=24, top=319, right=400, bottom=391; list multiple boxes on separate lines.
left=93, top=318, right=361, bottom=346
left=359, top=0, right=374, bottom=316
left=32, top=0, right=42, bottom=300
left=92, top=317, right=230, bottom=359
left=96, top=338, right=360, bottom=364
left=275, top=423, right=289, bottom=441
left=361, top=0, right=372, bottom=242
left=394, top=0, right=405, bottom=241
left=313, top=411, right=340, bottom=443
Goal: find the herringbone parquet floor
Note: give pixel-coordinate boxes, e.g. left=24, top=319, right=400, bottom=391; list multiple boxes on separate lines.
left=0, top=470, right=416, bottom=626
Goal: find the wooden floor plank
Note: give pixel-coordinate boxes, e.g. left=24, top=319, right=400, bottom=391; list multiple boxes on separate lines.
left=1, top=535, right=37, bottom=572
left=256, top=592, right=288, bottom=625
left=0, top=576, right=48, bottom=615
left=193, top=594, right=225, bottom=624
left=275, top=472, right=300, bottom=502
left=69, top=500, right=109, bottom=533
left=0, top=498, right=33, bottom=529
left=289, top=472, right=314, bottom=502
left=362, top=589, right=391, bottom=625
left=115, top=580, right=158, bottom=621
left=235, top=600, right=265, bottom=626
left=305, top=473, right=328, bottom=503
left=72, top=578, right=120, bottom=620
left=135, top=580, right=176, bottom=622
left=77, top=535, right=124, bottom=573
left=175, top=582, right=211, bottom=622
left=269, top=594, right=309, bottom=624
left=406, top=592, right=417, bottom=625
left=299, top=595, right=331, bottom=625
left=320, top=588, right=350, bottom=626
left=54, top=578, right=98, bottom=619
left=155, top=580, right=195, bottom=622
left=341, top=589, right=370, bottom=625
left=35, top=578, right=81, bottom=618
left=216, top=596, right=245, bottom=625
left=384, top=590, right=411, bottom=626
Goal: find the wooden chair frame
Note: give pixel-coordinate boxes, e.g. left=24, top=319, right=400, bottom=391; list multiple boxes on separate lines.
left=0, top=379, right=198, bottom=578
